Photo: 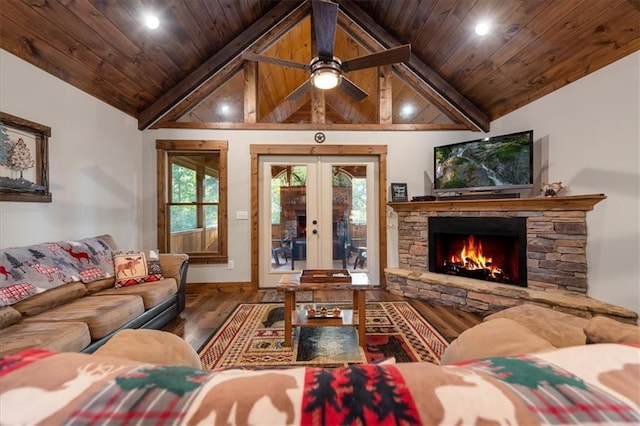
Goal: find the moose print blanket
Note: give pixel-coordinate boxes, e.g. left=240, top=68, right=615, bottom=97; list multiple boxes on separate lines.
left=0, top=344, right=638, bottom=425
left=0, top=237, right=114, bottom=306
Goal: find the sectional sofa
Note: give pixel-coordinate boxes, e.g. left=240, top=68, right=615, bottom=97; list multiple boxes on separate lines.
left=0, top=343, right=638, bottom=425
left=0, top=234, right=188, bottom=355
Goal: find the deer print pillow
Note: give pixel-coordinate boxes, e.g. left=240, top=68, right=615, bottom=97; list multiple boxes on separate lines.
left=113, top=250, right=163, bottom=288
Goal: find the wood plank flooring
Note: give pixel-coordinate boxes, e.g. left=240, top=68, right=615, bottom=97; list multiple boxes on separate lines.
left=162, top=286, right=482, bottom=352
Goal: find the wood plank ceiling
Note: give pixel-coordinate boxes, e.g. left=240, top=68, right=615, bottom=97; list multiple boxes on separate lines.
left=0, top=0, right=638, bottom=131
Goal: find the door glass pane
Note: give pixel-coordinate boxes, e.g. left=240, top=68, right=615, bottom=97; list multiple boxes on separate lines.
left=332, top=165, right=368, bottom=270
left=271, top=165, right=307, bottom=271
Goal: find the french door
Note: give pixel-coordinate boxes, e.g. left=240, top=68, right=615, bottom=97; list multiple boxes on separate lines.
left=259, top=155, right=379, bottom=287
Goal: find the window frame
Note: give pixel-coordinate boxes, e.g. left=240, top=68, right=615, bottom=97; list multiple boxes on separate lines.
left=156, top=139, right=228, bottom=264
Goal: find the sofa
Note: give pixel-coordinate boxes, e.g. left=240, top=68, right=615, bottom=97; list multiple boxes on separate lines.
left=0, top=343, right=638, bottom=425
left=441, top=303, right=640, bottom=365
left=0, top=234, right=188, bottom=356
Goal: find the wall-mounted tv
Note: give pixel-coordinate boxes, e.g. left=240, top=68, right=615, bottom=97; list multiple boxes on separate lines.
left=434, top=130, right=533, bottom=194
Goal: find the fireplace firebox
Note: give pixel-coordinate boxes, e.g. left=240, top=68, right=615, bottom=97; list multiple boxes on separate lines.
left=428, top=217, right=527, bottom=287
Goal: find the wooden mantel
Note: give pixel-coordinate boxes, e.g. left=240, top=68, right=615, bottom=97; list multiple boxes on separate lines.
left=388, top=194, right=606, bottom=212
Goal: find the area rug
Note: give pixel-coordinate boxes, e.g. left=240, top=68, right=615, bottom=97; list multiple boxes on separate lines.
left=198, top=301, right=448, bottom=369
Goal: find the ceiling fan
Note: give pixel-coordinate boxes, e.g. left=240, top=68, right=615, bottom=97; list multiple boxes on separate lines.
left=242, top=0, right=411, bottom=102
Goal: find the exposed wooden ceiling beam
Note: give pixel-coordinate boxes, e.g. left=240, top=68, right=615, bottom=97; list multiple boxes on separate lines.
left=138, top=0, right=306, bottom=130
left=337, top=0, right=490, bottom=132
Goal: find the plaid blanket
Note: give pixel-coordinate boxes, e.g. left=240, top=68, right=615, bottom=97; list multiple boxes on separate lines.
left=0, top=344, right=638, bottom=425
left=0, top=237, right=114, bottom=306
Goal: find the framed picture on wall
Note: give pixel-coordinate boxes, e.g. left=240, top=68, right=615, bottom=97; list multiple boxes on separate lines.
left=390, top=183, right=408, bottom=202
left=0, top=112, right=51, bottom=202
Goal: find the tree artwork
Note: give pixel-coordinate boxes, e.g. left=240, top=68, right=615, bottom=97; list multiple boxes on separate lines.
left=7, top=138, right=35, bottom=179
left=0, top=112, right=51, bottom=202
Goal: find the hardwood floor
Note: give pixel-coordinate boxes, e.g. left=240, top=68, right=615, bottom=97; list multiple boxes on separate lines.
left=162, top=286, right=482, bottom=352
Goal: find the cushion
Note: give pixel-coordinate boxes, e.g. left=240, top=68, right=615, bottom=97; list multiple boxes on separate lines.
left=93, top=278, right=177, bottom=309
left=0, top=321, right=91, bottom=356
left=93, top=329, right=201, bottom=368
left=12, top=281, right=87, bottom=316
left=23, top=295, right=145, bottom=339
left=584, top=316, right=640, bottom=344
left=441, top=318, right=556, bottom=365
left=0, top=306, right=22, bottom=329
left=484, top=303, right=589, bottom=347
left=113, top=251, right=163, bottom=287
left=158, top=253, right=188, bottom=282
left=84, top=276, right=116, bottom=293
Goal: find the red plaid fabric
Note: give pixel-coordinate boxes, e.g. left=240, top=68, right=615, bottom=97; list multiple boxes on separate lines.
left=0, top=283, right=35, bottom=305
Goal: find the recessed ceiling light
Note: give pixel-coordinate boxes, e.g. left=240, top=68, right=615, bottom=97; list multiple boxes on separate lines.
left=400, top=104, right=415, bottom=118
left=475, top=21, right=490, bottom=36
left=144, top=14, right=160, bottom=30
left=220, top=104, right=230, bottom=114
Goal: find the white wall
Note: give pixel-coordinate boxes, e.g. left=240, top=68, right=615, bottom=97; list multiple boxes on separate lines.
left=141, top=129, right=435, bottom=283
left=0, top=50, right=143, bottom=249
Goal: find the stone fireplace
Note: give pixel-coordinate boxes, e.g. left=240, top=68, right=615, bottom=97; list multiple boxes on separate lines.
left=385, top=194, right=637, bottom=323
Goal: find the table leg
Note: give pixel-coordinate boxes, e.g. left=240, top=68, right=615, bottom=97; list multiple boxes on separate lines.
left=355, top=290, right=366, bottom=347
left=284, top=291, right=295, bottom=347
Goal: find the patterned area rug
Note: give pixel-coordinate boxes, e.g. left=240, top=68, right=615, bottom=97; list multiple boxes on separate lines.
left=199, top=301, right=448, bottom=369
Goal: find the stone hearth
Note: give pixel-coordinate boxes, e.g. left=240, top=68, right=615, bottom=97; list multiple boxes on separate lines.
left=386, top=194, right=637, bottom=323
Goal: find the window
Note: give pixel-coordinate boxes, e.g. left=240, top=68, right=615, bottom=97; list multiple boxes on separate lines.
left=156, top=140, right=228, bottom=264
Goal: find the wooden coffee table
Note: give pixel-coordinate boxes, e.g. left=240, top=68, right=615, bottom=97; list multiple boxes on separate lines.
left=277, top=272, right=375, bottom=347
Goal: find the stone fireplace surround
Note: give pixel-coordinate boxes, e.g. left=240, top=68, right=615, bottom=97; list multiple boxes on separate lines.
left=386, top=194, right=637, bottom=323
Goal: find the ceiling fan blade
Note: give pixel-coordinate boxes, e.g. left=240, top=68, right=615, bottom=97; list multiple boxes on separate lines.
left=286, top=80, right=312, bottom=101
left=312, top=0, right=339, bottom=60
left=339, top=77, right=368, bottom=101
left=342, top=44, right=411, bottom=72
left=242, top=52, right=309, bottom=70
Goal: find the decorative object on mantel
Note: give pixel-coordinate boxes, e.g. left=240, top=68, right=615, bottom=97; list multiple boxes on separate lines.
left=390, top=182, right=408, bottom=202
left=0, top=112, right=51, bottom=202
left=542, top=181, right=564, bottom=197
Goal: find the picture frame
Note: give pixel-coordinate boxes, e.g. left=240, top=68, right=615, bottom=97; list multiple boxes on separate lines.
left=390, top=182, right=408, bottom=202
left=0, top=112, right=51, bottom=202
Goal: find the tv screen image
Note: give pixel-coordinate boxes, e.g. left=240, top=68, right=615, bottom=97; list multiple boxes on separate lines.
left=434, top=130, right=533, bottom=194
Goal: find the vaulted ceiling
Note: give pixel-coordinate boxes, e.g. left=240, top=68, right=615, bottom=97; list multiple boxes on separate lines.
left=1, top=0, right=638, bottom=132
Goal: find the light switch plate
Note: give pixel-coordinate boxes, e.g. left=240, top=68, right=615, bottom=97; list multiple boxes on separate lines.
left=236, top=211, right=248, bottom=220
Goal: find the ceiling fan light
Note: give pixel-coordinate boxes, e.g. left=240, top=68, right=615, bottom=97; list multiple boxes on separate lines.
left=311, top=69, right=342, bottom=90
left=310, top=59, right=343, bottom=90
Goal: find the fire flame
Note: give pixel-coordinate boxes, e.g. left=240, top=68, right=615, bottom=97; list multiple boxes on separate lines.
left=449, top=235, right=505, bottom=279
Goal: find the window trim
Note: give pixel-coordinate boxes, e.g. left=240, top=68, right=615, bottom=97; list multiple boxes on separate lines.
left=156, top=139, right=228, bottom=264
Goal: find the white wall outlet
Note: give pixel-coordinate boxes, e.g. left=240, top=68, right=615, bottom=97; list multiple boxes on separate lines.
left=227, top=260, right=234, bottom=269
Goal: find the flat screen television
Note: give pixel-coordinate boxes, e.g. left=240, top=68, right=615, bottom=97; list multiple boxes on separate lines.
left=433, top=130, right=533, bottom=194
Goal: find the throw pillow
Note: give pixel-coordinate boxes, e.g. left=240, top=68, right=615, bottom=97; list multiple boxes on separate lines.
left=113, top=250, right=163, bottom=288
left=583, top=316, right=640, bottom=344
left=484, top=303, right=589, bottom=347
left=440, top=318, right=556, bottom=365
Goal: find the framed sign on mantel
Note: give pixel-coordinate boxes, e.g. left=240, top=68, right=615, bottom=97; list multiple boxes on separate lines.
left=0, top=112, right=52, bottom=202
left=390, top=182, right=408, bottom=202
